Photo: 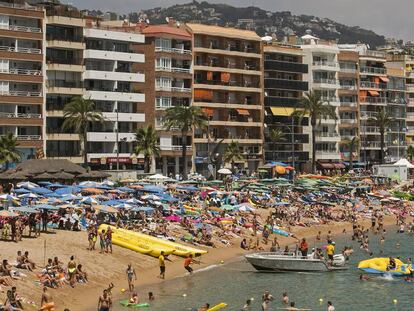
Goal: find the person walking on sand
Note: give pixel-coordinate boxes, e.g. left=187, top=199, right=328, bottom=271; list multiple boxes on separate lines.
left=184, top=254, right=200, bottom=275
left=67, top=256, right=76, bottom=288
left=159, top=251, right=166, bottom=279
left=126, top=264, right=137, bottom=292
left=39, top=286, right=55, bottom=311
left=105, top=226, right=113, bottom=254
left=98, top=289, right=112, bottom=311
left=99, top=229, right=106, bottom=254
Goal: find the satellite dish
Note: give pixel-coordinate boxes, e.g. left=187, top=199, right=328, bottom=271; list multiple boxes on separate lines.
left=165, top=17, right=170, bottom=23
left=146, top=19, right=150, bottom=24
left=176, top=21, right=181, bottom=27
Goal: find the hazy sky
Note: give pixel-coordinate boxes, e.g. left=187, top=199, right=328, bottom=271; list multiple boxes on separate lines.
left=69, top=0, right=413, bottom=40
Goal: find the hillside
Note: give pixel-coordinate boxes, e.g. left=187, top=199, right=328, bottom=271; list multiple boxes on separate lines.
left=130, top=1, right=386, bottom=48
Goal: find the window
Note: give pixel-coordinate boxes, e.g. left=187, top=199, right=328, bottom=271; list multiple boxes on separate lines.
left=156, top=77, right=171, bottom=89
left=155, top=97, right=171, bottom=109
left=155, top=38, right=171, bottom=50
left=156, top=57, right=171, bottom=69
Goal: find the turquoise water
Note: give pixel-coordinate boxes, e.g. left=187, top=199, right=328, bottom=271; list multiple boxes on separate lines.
left=115, top=228, right=414, bottom=310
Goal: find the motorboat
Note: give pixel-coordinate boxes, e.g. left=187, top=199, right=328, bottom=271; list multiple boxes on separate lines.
left=245, top=252, right=348, bottom=272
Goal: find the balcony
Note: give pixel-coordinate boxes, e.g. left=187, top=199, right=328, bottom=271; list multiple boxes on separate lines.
left=360, top=66, right=386, bottom=75
left=12, top=135, right=42, bottom=141
left=193, top=43, right=261, bottom=57
left=160, top=145, right=192, bottom=151
left=340, top=102, right=357, bottom=107
left=313, top=78, right=339, bottom=88
left=0, top=68, right=41, bottom=76
left=84, top=28, right=145, bottom=44
left=360, top=126, right=380, bottom=134
left=339, top=84, right=357, bottom=90
left=340, top=119, right=358, bottom=124
left=359, top=81, right=387, bottom=89
left=360, top=50, right=386, bottom=59
left=315, top=150, right=341, bottom=160
left=155, top=66, right=191, bottom=74
left=84, top=49, right=144, bottom=63
left=360, top=97, right=387, bottom=105
left=85, top=90, right=144, bottom=103
left=194, top=80, right=261, bottom=92
left=264, top=96, right=301, bottom=107
left=264, top=78, right=308, bottom=91
left=0, top=45, right=41, bottom=54
left=86, top=132, right=135, bottom=142
left=0, top=112, right=41, bottom=119
left=264, top=60, right=308, bottom=73
left=83, top=70, right=145, bottom=83
left=364, top=142, right=382, bottom=149
left=2, top=24, right=41, bottom=33
left=339, top=66, right=357, bottom=73
left=0, top=68, right=43, bottom=83
left=155, top=46, right=191, bottom=54
left=155, top=86, right=191, bottom=93
left=360, top=111, right=378, bottom=119
left=315, top=132, right=340, bottom=142
left=0, top=90, right=41, bottom=97
left=312, top=61, right=339, bottom=71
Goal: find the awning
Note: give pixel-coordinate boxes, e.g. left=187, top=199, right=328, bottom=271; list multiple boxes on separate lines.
left=318, top=162, right=334, bottom=169
left=202, top=108, right=214, bottom=117
left=368, top=90, right=380, bottom=96
left=333, top=163, right=345, bottom=169
left=270, top=107, right=295, bottom=116
left=236, top=109, right=250, bottom=116
left=379, top=76, right=389, bottom=82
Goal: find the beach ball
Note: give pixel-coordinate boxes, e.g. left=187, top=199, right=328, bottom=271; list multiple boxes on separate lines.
left=275, top=166, right=286, bottom=175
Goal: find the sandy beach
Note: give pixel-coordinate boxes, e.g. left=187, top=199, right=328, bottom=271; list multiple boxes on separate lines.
left=0, top=214, right=400, bottom=311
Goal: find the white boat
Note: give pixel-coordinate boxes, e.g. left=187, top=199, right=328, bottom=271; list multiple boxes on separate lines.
left=245, top=252, right=348, bottom=272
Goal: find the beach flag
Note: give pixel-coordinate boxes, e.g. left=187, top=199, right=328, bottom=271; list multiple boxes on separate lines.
left=36, top=147, right=44, bottom=159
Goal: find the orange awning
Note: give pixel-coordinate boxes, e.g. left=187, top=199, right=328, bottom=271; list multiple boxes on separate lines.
left=236, top=109, right=250, bottom=116
left=202, top=108, right=214, bottom=117
left=368, top=90, right=379, bottom=96
left=379, top=76, right=389, bottom=82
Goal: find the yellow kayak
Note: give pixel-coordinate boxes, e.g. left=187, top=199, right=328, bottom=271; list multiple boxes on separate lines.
left=207, top=303, right=227, bottom=311
left=99, top=225, right=207, bottom=258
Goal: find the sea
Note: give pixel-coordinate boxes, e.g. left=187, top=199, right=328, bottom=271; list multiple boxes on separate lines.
left=115, top=227, right=414, bottom=311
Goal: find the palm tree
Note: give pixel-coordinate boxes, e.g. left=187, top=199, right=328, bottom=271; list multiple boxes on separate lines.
left=163, top=105, right=208, bottom=179
left=223, top=140, right=244, bottom=172
left=368, top=108, right=393, bottom=164
left=134, top=125, right=160, bottom=173
left=62, top=97, right=103, bottom=167
left=0, top=133, right=21, bottom=170
left=268, top=128, right=286, bottom=160
left=407, top=145, right=414, bottom=161
left=292, top=91, right=337, bottom=173
left=342, top=136, right=359, bottom=171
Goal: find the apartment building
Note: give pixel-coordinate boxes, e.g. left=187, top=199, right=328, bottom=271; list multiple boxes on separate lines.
left=83, top=20, right=145, bottom=169
left=0, top=1, right=44, bottom=162
left=301, top=35, right=342, bottom=168
left=263, top=42, right=310, bottom=171
left=385, top=56, right=407, bottom=162
left=338, top=50, right=360, bottom=165
left=187, top=23, right=264, bottom=175
left=44, top=3, right=85, bottom=163
left=140, top=23, right=193, bottom=176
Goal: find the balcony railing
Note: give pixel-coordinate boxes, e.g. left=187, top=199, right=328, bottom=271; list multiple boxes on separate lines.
left=195, top=79, right=260, bottom=88
left=316, top=150, right=338, bottom=155
left=46, top=56, right=83, bottom=65
left=155, top=86, right=191, bottom=93
left=264, top=78, right=308, bottom=91
left=0, top=134, right=42, bottom=140
left=315, top=132, right=339, bottom=137
left=313, top=78, right=339, bottom=86
left=360, top=81, right=387, bottom=89
left=0, top=112, right=41, bottom=119
left=360, top=111, right=377, bottom=118
left=361, top=50, right=386, bottom=58
left=361, top=126, right=380, bottom=133
left=360, top=66, right=386, bottom=75
left=0, top=46, right=41, bottom=54
left=312, top=61, right=339, bottom=68
left=155, top=66, right=191, bottom=73
left=0, top=1, right=42, bottom=11
left=340, top=102, right=357, bottom=107
left=339, top=66, right=357, bottom=73
left=1, top=25, right=42, bottom=33
left=364, top=142, right=382, bottom=148
left=46, top=33, right=83, bottom=42
left=47, top=80, right=83, bottom=88
left=0, top=68, right=42, bottom=76
left=340, top=84, right=357, bottom=90
left=264, top=60, right=308, bottom=73
left=155, top=46, right=191, bottom=54
left=340, top=119, right=358, bottom=124
left=360, top=97, right=387, bottom=104
left=0, top=90, right=42, bottom=97
left=160, top=145, right=192, bottom=151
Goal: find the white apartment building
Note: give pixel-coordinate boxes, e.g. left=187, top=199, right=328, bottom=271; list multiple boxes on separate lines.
left=83, top=22, right=145, bottom=168
left=301, top=34, right=341, bottom=163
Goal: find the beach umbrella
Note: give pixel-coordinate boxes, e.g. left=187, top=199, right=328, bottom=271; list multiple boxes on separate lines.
left=141, top=194, right=161, bottom=201
left=61, top=194, right=80, bottom=201
left=148, top=173, right=169, bottom=180
left=79, top=181, right=99, bottom=188
left=34, top=204, right=60, bottom=211
left=217, top=168, right=232, bottom=175
left=176, top=185, right=199, bottom=191
left=11, top=206, right=39, bottom=214
left=96, top=185, right=112, bottom=190
left=114, top=203, right=133, bottom=209
left=94, top=205, right=118, bottom=214
left=16, top=181, right=39, bottom=189
left=132, top=206, right=154, bottom=213
left=101, top=180, right=115, bottom=187
left=118, top=187, right=135, bottom=193
left=18, top=193, right=39, bottom=199
left=14, top=188, right=31, bottom=194
left=0, top=210, right=18, bottom=217
left=80, top=196, right=99, bottom=205
left=55, top=186, right=81, bottom=195
left=102, top=199, right=121, bottom=206
left=124, top=198, right=143, bottom=204
left=31, top=187, right=53, bottom=195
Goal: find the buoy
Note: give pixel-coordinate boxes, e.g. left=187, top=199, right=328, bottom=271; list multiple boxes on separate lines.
left=319, top=298, right=323, bottom=303
left=183, top=294, right=187, bottom=297
left=220, top=260, right=224, bottom=264
left=393, top=299, right=398, bottom=304
left=121, top=288, right=126, bottom=293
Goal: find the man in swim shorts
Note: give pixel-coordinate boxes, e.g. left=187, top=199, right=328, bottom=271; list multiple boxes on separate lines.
left=98, top=289, right=111, bottom=311
left=40, top=286, right=55, bottom=311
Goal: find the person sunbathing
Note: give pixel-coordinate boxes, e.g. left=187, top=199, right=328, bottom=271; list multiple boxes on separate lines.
left=16, top=251, right=32, bottom=271
left=23, top=251, right=36, bottom=270
left=75, top=264, right=88, bottom=283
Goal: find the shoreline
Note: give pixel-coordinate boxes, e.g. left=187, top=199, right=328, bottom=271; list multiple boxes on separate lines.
left=88, top=216, right=399, bottom=311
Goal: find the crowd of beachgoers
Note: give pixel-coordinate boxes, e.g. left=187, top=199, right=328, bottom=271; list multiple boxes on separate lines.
left=0, top=173, right=413, bottom=310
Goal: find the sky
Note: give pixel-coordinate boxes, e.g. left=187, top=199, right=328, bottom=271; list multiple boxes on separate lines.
left=69, top=0, right=413, bottom=40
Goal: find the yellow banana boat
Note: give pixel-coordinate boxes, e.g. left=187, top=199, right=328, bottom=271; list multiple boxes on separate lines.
left=358, top=257, right=412, bottom=276
left=99, top=225, right=207, bottom=258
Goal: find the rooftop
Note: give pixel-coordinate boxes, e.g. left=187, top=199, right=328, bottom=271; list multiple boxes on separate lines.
left=142, top=25, right=191, bottom=39
left=186, top=23, right=261, bottom=42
